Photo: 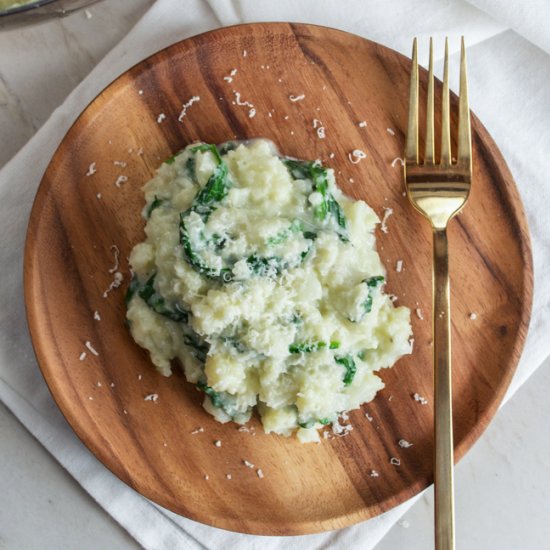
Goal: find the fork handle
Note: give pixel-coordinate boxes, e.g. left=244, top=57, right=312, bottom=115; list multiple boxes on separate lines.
left=433, top=228, right=455, bottom=550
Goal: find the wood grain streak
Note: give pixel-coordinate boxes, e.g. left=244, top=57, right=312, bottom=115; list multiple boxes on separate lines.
left=454, top=216, right=520, bottom=306
left=23, top=23, right=532, bottom=535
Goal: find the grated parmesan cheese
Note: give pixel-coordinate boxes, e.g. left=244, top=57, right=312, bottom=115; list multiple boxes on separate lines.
left=370, top=470, right=379, bottom=477
left=85, top=341, right=99, bottom=356
left=114, top=175, right=128, bottom=187
left=93, top=311, right=101, bottom=321
left=233, top=91, right=253, bottom=107
left=289, top=94, right=305, bottom=102
left=232, top=91, right=255, bottom=119
left=348, top=149, right=367, bottom=164
left=398, top=439, right=413, bottom=448
left=256, top=469, right=264, bottom=479
left=391, top=157, right=405, bottom=168
left=396, top=260, right=403, bottom=273
left=387, top=128, right=396, bottom=136
left=157, top=113, right=166, bottom=123
left=312, top=118, right=326, bottom=139
left=96, top=193, right=102, bottom=199
left=226, top=474, right=232, bottom=480
left=413, top=393, right=428, bottom=405
left=113, top=160, right=127, bottom=168
left=85, top=162, right=96, bottom=176
left=415, top=308, right=424, bottom=320
left=332, top=416, right=353, bottom=437
left=380, top=207, right=393, bottom=233
left=191, top=427, right=204, bottom=434
left=144, top=393, right=158, bottom=402
left=108, top=245, right=120, bottom=274
left=79, top=352, right=87, bottom=361
left=469, top=312, right=477, bottom=320
left=223, top=68, right=238, bottom=83
left=102, top=271, right=123, bottom=298
left=358, top=121, right=367, bottom=128
left=214, top=440, right=222, bottom=447
left=243, top=460, right=255, bottom=469
left=178, top=96, right=200, bottom=121
left=390, top=457, right=401, bottom=466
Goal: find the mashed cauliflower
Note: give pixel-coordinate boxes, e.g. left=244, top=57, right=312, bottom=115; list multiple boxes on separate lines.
left=126, top=139, right=412, bottom=442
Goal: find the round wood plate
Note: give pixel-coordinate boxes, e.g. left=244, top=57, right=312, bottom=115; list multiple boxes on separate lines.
left=24, top=23, right=532, bottom=535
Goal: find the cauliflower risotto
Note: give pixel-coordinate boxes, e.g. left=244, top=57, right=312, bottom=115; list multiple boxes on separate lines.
left=126, top=139, right=412, bottom=442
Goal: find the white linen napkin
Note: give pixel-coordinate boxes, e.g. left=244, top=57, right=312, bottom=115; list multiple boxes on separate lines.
left=0, top=0, right=548, bottom=548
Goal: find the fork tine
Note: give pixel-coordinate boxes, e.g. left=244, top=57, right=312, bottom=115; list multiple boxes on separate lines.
left=440, top=37, right=452, bottom=166
left=457, top=37, right=472, bottom=168
left=405, top=37, right=419, bottom=164
left=425, top=37, right=435, bottom=164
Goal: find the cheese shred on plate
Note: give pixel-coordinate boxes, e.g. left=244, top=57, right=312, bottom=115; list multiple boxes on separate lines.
left=126, top=139, right=412, bottom=442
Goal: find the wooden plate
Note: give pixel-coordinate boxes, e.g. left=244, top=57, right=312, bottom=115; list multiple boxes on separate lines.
left=24, top=23, right=532, bottom=535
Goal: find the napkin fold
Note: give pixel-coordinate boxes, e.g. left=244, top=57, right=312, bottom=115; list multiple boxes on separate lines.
left=1, top=1, right=548, bottom=548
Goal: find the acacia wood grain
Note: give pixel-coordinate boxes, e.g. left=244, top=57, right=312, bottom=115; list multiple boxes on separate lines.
left=24, top=23, right=533, bottom=535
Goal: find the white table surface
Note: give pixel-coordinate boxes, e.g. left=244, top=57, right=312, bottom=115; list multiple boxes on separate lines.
left=1, top=2, right=548, bottom=549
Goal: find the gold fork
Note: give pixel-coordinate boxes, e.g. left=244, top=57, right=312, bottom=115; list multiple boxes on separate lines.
left=404, top=37, right=472, bottom=550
